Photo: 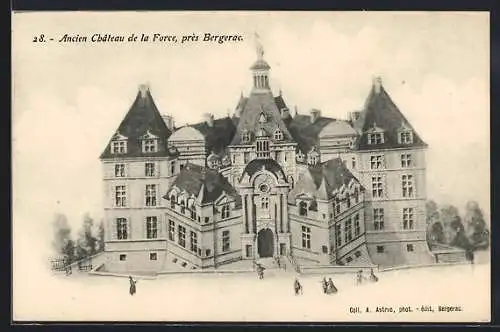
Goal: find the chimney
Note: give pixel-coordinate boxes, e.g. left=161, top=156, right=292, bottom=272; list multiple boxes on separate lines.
left=349, top=111, right=361, bottom=123
left=139, top=83, right=149, bottom=98
left=310, top=109, right=321, bottom=123
left=203, top=113, right=214, bottom=127
left=280, top=108, right=290, bottom=120
left=162, top=114, right=175, bottom=131
left=373, top=76, right=382, bottom=94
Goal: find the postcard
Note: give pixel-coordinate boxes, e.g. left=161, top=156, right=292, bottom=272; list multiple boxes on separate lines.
left=12, top=11, right=490, bottom=322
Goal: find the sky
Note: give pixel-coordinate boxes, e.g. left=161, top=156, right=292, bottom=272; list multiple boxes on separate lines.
left=12, top=11, right=489, bottom=255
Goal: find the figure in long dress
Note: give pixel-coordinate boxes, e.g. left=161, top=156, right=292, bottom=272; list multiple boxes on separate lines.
left=356, top=270, right=364, bottom=285
left=294, top=278, right=303, bottom=295
left=369, top=268, right=379, bottom=283
left=326, top=278, right=338, bottom=294
left=321, top=277, right=328, bottom=294
left=129, top=276, right=137, bottom=296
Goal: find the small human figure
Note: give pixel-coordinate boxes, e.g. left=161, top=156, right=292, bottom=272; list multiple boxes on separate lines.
left=321, top=277, right=328, bottom=294
left=356, top=270, right=364, bottom=285
left=129, top=276, right=137, bottom=296
left=294, top=278, right=303, bottom=295
left=283, top=261, right=287, bottom=271
left=326, top=278, right=338, bottom=294
left=65, top=265, right=72, bottom=276
left=256, top=264, right=265, bottom=279
left=369, top=268, right=379, bottom=283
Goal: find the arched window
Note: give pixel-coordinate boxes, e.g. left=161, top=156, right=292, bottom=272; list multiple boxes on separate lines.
left=170, top=195, right=176, bottom=209
left=180, top=200, right=186, bottom=214
left=299, top=201, right=308, bottom=216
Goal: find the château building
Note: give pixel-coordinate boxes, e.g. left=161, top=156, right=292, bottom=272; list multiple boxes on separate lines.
left=100, top=44, right=434, bottom=273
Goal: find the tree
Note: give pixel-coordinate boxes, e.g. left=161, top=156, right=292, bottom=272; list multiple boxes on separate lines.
left=95, top=220, right=105, bottom=253
left=427, top=221, right=445, bottom=244
left=463, top=201, right=490, bottom=249
left=440, top=205, right=464, bottom=246
left=75, top=213, right=98, bottom=260
left=426, top=200, right=440, bottom=225
left=51, top=213, right=75, bottom=263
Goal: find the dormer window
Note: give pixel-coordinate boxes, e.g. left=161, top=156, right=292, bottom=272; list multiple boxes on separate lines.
left=112, top=140, right=127, bottom=154
left=399, top=131, right=413, bottom=144
left=398, top=122, right=413, bottom=144
left=241, top=130, right=251, bottom=143
left=258, top=112, right=267, bottom=124
left=141, top=130, right=159, bottom=153
left=368, top=133, right=384, bottom=145
left=142, top=139, right=158, bottom=153
left=273, top=128, right=283, bottom=141
left=367, top=122, right=385, bottom=145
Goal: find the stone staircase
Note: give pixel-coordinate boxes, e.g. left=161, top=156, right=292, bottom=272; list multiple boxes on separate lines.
left=254, top=256, right=299, bottom=277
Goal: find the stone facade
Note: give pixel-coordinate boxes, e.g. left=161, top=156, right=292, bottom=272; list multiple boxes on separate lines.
left=100, top=47, right=434, bottom=273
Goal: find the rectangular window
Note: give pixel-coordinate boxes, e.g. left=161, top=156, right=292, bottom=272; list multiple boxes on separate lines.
left=146, top=216, right=158, bottom=239
left=116, top=218, right=128, bottom=240
left=190, top=231, right=198, bottom=253
left=178, top=225, right=186, bottom=248
left=112, top=141, right=127, bottom=154
left=246, top=245, right=253, bottom=258
left=168, top=220, right=175, bottom=241
left=145, top=162, right=155, bottom=177
left=145, top=184, right=157, bottom=207
left=370, top=155, right=384, bottom=169
left=376, top=245, right=385, bottom=253
left=368, top=133, right=384, bottom=145
left=401, top=153, right=413, bottom=168
left=399, top=131, right=413, bottom=144
left=221, top=205, right=230, bottom=219
left=407, top=244, right=414, bottom=252
left=115, top=185, right=127, bottom=207
left=261, top=196, right=269, bottom=209
left=222, top=230, right=230, bottom=252
left=301, top=226, right=311, bottom=249
left=142, top=139, right=158, bottom=153
left=403, top=208, right=415, bottom=230
left=344, top=218, right=353, bottom=243
left=150, top=253, right=157, bottom=260
left=373, top=208, right=385, bottom=230
left=205, top=217, right=210, bottom=224
left=371, top=176, right=384, bottom=198
left=354, top=213, right=361, bottom=236
left=206, top=249, right=211, bottom=257
left=335, top=224, right=342, bottom=247
left=190, top=208, right=197, bottom=220
left=114, top=163, right=126, bottom=177
left=322, top=245, right=328, bottom=254
left=244, top=152, right=250, bottom=163
left=119, top=254, right=127, bottom=261
left=402, top=175, right=414, bottom=198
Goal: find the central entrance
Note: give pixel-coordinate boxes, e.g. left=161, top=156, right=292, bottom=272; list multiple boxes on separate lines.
left=257, top=228, right=274, bottom=258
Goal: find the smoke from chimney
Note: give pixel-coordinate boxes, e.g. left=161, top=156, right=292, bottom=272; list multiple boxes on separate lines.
left=310, top=109, right=321, bottom=123
left=204, top=113, right=214, bottom=127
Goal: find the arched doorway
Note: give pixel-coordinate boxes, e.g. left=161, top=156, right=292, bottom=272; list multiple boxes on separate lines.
left=257, top=228, right=274, bottom=258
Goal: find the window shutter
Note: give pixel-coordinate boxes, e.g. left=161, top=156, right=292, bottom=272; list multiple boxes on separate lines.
left=383, top=174, right=388, bottom=199
left=144, top=217, right=148, bottom=239
left=111, top=218, right=117, bottom=240
left=127, top=218, right=132, bottom=240
left=413, top=174, right=417, bottom=198
left=157, top=215, right=163, bottom=238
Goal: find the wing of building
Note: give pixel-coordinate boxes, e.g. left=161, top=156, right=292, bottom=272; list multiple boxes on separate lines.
left=99, top=48, right=434, bottom=274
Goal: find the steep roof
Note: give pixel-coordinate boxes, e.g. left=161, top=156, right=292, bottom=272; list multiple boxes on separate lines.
left=100, top=86, right=175, bottom=159
left=241, top=158, right=286, bottom=179
left=165, top=163, right=241, bottom=206
left=286, top=115, right=337, bottom=153
left=353, top=83, right=427, bottom=150
left=191, top=117, right=237, bottom=154
left=292, top=158, right=362, bottom=201
left=230, top=91, right=294, bottom=145
left=250, top=59, right=271, bottom=70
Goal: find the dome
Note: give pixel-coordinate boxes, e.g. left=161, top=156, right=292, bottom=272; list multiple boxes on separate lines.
left=250, top=59, right=271, bottom=70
